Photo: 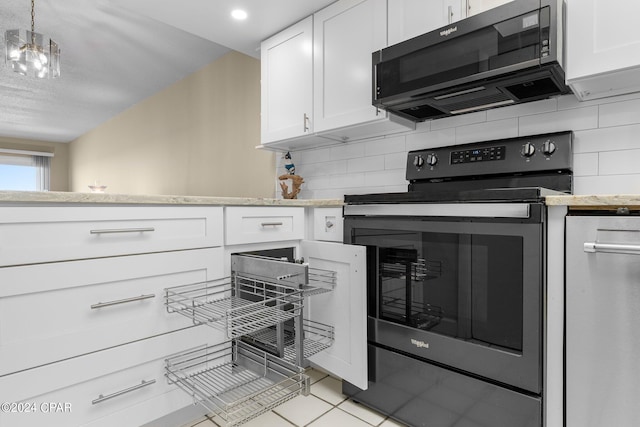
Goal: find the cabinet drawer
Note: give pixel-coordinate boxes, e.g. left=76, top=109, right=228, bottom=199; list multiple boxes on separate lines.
left=225, top=207, right=305, bottom=245
left=0, top=248, right=224, bottom=376
left=0, top=326, right=219, bottom=427
left=0, top=206, right=223, bottom=266
left=312, top=207, right=343, bottom=242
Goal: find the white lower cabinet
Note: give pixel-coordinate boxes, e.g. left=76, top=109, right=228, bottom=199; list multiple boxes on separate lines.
left=0, top=205, right=366, bottom=427
left=0, top=326, right=219, bottom=427
left=0, top=206, right=223, bottom=267
left=0, top=248, right=224, bottom=376
left=163, top=240, right=367, bottom=426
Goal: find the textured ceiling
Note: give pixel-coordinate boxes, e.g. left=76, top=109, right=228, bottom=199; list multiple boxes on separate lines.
left=0, top=0, right=335, bottom=143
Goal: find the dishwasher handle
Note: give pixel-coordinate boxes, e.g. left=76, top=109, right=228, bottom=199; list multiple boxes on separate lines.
left=584, top=242, right=640, bottom=255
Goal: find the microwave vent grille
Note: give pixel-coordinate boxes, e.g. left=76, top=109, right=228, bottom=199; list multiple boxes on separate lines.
left=440, top=93, right=511, bottom=113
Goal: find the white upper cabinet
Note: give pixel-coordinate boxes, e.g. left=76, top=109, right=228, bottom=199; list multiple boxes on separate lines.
left=313, top=0, right=388, bottom=134
left=261, top=17, right=313, bottom=144
left=260, top=0, right=414, bottom=151
left=388, top=0, right=466, bottom=45
left=466, top=0, right=514, bottom=17
left=566, top=0, right=640, bottom=100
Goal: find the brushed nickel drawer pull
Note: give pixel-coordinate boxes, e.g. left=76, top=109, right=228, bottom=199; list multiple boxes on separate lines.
left=584, top=242, right=640, bottom=255
left=261, top=222, right=283, bottom=227
left=303, top=113, right=310, bottom=132
left=92, top=379, right=156, bottom=405
left=90, top=227, right=155, bottom=234
left=91, top=294, right=156, bottom=310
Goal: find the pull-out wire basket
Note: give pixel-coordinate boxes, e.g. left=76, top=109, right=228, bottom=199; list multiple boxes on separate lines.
left=165, top=278, right=304, bottom=339
left=243, top=318, right=335, bottom=363
left=303, top=268, right=337, bottom=297
left=165, top=340, right=309, bottom=427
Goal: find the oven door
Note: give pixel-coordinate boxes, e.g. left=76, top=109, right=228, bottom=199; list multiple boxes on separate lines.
left=344, top=203, right=543, bottom=394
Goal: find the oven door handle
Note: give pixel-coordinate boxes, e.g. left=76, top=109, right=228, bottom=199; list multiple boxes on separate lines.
left=344, top=203, right=530, bottom=218
left=584, top=242, right=640, bottom=255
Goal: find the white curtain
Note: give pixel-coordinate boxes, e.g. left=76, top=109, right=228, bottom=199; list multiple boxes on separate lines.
left=33, top=155, right=51, bottom=191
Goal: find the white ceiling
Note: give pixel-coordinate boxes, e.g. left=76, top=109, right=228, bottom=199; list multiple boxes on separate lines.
left=0, top=0, right=336, bottom=143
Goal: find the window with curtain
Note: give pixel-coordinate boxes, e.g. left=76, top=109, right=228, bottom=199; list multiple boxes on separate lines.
left=0, top=149, right=52, bottom=191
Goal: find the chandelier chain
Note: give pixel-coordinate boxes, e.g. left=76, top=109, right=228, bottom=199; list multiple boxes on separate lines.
left=31, top=0, right=35, bottom=33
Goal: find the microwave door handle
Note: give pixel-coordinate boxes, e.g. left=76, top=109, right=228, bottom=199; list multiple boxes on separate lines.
left=584, top=242, right=640, bottom=255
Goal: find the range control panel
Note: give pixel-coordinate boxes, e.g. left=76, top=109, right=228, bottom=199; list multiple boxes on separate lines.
left=406, top=131, right=572, bottom=181
left=451, top=146, right=506, bottom=164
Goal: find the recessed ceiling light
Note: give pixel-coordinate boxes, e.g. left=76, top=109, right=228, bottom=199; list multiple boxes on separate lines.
left=231, top=9, right=248, bottom=20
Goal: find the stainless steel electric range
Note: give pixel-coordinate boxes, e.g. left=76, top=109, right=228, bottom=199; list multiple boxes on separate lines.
left=342, top=131, right=572, bottom=427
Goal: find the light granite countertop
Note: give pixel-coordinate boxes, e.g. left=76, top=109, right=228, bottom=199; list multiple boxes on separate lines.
left=545, top=194, right=640, bottom=209
left=2, top=191, right=637, bottom=209
left=0, top=191, right=344, bottom=207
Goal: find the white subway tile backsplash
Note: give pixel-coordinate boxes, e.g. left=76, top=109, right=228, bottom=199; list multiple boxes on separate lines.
left=558, top=92, right=640, bottom=112
left=363, top=169, right=406, bottom=188
left=431, top=111, right=487, bottom=131
left=364, top=135, right=406, bottom=156
left=330, top=142, right=366, bottom=161
left=414, top=120, right=432, bottom=133
left=303, top=175, right=334, bottom=191
left=573, top=126, right=640, bottom=153
left=385, top=152, right=407, bottom=170
left=574, top=175, right=640, bottom=195
left=299, top=160, right=348, bottom=177
left=297, top=147, right=332, bottom=165
left=519, top=106, right=599, bottom=136
left=487, top=98, right=557, bottom=121
left=599, top=149, right=640, bottom=175
left=599, top=98, right=640, bottom=128
left=281, top=94, right=640, bottom=200
left=455, top=118, right=518, bottom=144
left=347, top=155, right=385, bottom=173
left=406, top=128, right=455, bottom=151
left=573, top=153, right=599, bottom=177
left=329, top=173, right=366, bottom=189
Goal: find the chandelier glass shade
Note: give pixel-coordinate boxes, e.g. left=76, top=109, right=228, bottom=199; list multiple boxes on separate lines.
left=5, top=1, right=60, bottom=79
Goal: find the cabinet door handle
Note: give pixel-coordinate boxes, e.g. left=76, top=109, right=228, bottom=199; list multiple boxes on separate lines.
left=325, top=220, right=334, bottom=229
left=261, top=222, right=283, bottom=227
left=90, top=227, right=155, bottom=235
left=584, top=242, right=640, bottom=255
left=303, top=113, right=310, bottom=132
left=448, top=5, right=454, bottom=24
left=92, top=379, right=156, bottom=405
left=91, top=294, right=156, bottom=309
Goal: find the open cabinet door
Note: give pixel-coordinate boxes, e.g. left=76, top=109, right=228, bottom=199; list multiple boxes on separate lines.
left=300, top=240, right=367, bottom=390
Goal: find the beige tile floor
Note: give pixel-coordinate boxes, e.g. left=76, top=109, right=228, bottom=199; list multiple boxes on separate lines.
left=180, top=369, right=408, bottom=427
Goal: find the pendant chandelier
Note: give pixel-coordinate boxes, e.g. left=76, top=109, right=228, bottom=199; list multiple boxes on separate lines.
left=5, top=0, right=60, bottom=79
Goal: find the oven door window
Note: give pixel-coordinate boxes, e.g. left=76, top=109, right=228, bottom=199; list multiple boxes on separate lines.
left=357, top=228, right=529, bottom=353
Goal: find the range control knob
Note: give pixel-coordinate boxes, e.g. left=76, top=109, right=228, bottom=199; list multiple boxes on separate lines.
left=542, top=139, right=557, bottom=156
left=413, top=155, right=425, bottom=168
left=521, top=142, right=536, bottom=157
left=426, top=153, right=438, bottom=166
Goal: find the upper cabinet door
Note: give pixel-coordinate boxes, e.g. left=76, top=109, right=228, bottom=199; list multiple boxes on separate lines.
left=388, top=0, right=465, bottom=45
left=566, top=0, right=640, bottom=100
left=466, top=0, right=514, bottom=17
left=261, top=17, right=313, bottom=144
left=313, top=0, right=387, bottom=134
left=300, top=240, right=368, bottom=390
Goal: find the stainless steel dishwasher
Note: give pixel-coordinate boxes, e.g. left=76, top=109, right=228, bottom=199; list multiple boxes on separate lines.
left=566, top=212, right=640, bottom=427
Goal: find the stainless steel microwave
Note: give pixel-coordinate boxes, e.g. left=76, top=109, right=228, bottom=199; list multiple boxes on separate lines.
left=373, top=0, right=570, bottom=121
